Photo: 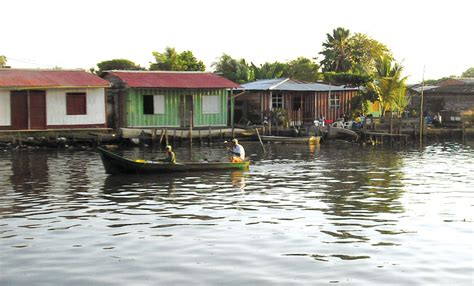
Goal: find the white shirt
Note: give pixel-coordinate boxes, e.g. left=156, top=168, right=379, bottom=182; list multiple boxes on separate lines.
left=232, top=144, right=245, bottom=160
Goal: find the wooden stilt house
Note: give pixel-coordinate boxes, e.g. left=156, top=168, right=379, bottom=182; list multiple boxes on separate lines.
left=102, top=71, right=240, bottom=129
left=0, top=69, right=110, bottom=130
left=235, top=78, right=359, bottom=126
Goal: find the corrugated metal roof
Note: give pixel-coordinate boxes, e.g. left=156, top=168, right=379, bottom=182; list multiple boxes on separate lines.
left=426, top=85, right=474, bottom=94
left=0, top=69, right=110, bottom=88
left=410, top=85, right=438, bottom=93
left=239, top=78, right=358, bottom=91
left=105, top=71, right=240, bottom=89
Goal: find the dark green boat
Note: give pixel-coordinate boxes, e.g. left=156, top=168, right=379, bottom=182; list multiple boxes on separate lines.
left=98, top=147, right=250, bottom=175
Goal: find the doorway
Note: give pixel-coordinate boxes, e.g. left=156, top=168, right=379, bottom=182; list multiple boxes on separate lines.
left=10, top=90, right=47, bottom=130
left=180, top=95, right=193, bottom=127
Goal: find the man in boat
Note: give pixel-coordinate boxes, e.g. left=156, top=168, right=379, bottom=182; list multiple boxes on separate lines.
left=230, top=139, right=245, bottom=163
left=162, top=145, right=176, bottom=164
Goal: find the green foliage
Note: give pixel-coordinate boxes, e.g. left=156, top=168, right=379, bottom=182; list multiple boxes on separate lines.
left=350, top=33, right=393, bottom=75
left=319, top=28, right=393, bottom=77
left=213, top=55, right=321, bottom=83
left=0, top=55, right=7, bottom=68
left=323, top=72, right=372, bottom=87
left=423, top=76, right=454, bottom=85
left=150, top=47, right=205, bottom=71
left=366, top=55, right=408, bottom=116
left=252, top=61, right=289, bottom=79
left=93, top=59, right=144, bottom=75
left=391, top=85, right=409, bottom=116
left=270, top=108, right=290, bottom=127
left=461, top=67, right=474, bottom=77
left=320, top=27, right=352, bottom=72
left=212, top=54, right=254, bottom=83
left=286, top=57, right=321, bottom=82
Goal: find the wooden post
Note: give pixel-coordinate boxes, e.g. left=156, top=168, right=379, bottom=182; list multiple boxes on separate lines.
left=158, top=129, right=165, bottom=145
left=173, top=129, right=176, bottom=145
left=231, top=90, right=235, bottom=138
left=189, top=110, right=193, bottom=147
left=419, top=67, right=425, bottom=148
left=198, top=129, right=202, bottom=146
left=462, top=122, right=466, bottom=143
left=165, top=129, right=169, bottom=146
left=255, top=127, right=265, bottom=153
left=151, top=129, right=157, bottom=146
left=208, top=125, right=212, bottom=145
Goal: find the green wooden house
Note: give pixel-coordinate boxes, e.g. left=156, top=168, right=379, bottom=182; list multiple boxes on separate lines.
left=103, top=71, right=240, bottom=129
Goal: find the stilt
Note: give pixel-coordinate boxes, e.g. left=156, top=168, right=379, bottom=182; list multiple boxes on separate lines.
left=198, top=129, right=202, bottom=146
left=208, top=126, right=212, bottom=145
left=151, top=129, right=157, bottom=146
left=173, top=129, right=177, bottom=146
left=159, top=129, right=165, bottom=145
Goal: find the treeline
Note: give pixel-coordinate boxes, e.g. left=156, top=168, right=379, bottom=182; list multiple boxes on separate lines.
left=89, top=27, right=412, bottom=115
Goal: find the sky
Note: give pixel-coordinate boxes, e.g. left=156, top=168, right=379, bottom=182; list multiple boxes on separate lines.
left=2, top=0, right=473, bottom=83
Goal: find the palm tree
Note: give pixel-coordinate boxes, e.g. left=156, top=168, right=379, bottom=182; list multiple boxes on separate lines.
left=367, top=55, right=407, bottom=116
left=320, top=27, right=352, bottom=72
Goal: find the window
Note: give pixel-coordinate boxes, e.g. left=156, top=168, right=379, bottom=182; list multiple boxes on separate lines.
left=202, top=95, right=219, bottom=114
left=66, top=92, right=87, bottom=115
left=143, top=95, right=165, bottom=114
left=329, top=93, right=340, bottom=108
left=271, top=93, right=283, bottom=109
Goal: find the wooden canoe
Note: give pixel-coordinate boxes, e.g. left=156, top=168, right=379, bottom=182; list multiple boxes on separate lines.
left=326, top=127, right=359, bottom=141
left=259, top=135, right=321, bottom=144
left=98, top=147, right=250, bottom=175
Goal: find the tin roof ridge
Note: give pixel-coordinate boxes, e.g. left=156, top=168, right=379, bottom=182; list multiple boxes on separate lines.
left=106, top=70, right=213, bottom=74
left=0, top=68, right=88, bottom=72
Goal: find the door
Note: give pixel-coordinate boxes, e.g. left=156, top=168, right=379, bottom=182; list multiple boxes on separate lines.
left=180, top=95, right=194, bottom=127
left=29, top=90, right=47, bottom=129
left=11, top=91, right=29, bottom=130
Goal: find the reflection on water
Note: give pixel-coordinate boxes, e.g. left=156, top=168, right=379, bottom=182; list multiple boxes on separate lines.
left=1, top=141, right=473, bottom=285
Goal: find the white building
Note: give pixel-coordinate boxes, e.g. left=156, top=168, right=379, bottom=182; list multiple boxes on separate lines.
left=0, top=69, right=110, bottom=130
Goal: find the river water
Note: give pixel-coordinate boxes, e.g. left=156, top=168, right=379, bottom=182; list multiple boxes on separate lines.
left=1, top=141, right=473, bottom=285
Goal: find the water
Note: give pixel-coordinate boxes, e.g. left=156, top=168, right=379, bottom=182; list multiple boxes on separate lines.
left=1, top=141, right=473, bottom=285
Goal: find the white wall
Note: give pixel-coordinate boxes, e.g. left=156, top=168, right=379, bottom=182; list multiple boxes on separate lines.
left=46, top=88, right=106, bottom=125
left=0, top=90, right=11, bottom=126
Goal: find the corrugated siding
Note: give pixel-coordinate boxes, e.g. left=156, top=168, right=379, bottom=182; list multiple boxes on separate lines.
left=315, top=90, right=357, bottom=121
left=193, top=89, right=228, bottom=127
left=126, top=88, right=228, bottom=127
left=0, top=90, right=11, bottom=126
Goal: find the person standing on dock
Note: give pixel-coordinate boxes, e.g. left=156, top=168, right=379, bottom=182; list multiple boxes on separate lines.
left=230, top=139, right=245, bottom=163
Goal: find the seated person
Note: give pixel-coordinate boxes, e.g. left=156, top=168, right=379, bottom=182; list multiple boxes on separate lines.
left=162, top=145, right=176, bottom=164
left=230, top=139, right=245, bottom=163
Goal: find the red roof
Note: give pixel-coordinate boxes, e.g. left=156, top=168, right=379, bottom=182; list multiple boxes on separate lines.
left=0, top=69, right=110, bottom=88
left=106, top=71, right=240, bottom=89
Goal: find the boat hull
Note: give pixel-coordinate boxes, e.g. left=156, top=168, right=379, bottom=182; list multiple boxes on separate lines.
left=259, top=135, right=320, bottom=144
left=98, top=147, right=250, bottom=175
left=326, top=127, right=359, bottom=141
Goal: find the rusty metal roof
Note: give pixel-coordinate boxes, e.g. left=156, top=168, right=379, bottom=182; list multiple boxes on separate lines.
left=0, top=69, right=110, bottom=88
left=105, top=71, right=240, bottom=89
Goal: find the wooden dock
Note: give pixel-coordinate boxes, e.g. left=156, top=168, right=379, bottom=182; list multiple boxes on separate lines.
left=360, top=131, right=409, bottom=147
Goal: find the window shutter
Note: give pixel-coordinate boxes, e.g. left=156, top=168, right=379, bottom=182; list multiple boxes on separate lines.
left=66, top=92, right=87, bottom=115
left=202, top=95, right=219, bottom=114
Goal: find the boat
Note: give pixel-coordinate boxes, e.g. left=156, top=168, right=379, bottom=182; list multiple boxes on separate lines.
left=97, top=147, right=250, bottom=175
left=326, top=127, right=359, bottom=141
left=259, top=135, right=321, bottom=144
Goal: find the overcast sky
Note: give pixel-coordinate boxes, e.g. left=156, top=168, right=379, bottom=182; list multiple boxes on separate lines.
left=2, top=0, right=472, bottom=83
